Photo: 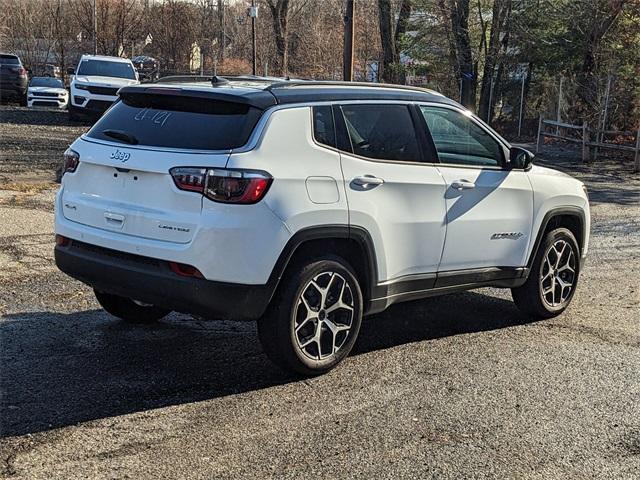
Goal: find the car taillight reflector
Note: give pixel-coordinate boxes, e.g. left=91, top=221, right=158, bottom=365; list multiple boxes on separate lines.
left=169, top=261, right=203, bottom=278
left=170, top=167, right=272, bottom=205
left=55, top=234, right=70, bottom=246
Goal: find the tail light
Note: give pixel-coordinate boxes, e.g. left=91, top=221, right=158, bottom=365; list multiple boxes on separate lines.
left=63, top=148, right=79, bottom=175
left=170, top=167, right=272, bottom=205
left=169, top=167, right=206, bottom=193
left=11, top=67, right=27, bottom=76
left=205, top=169, right=272, bottom=204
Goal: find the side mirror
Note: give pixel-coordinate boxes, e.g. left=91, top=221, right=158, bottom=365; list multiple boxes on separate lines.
left=67, top=67, right=75, bottom=75
left=509, top=146, right=534, bottom=170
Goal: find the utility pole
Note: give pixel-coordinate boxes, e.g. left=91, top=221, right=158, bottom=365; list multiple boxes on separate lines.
left=218, top=0, right=225, bottom=63
left=343, top=0, right=355, bottom=81
left=92, top=0, right=97, bottom=55
left=249, top=0, right=258, bottom=75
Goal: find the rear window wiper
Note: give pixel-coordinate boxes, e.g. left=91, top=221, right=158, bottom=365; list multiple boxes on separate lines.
left=102, top=129, right=139, bottom=145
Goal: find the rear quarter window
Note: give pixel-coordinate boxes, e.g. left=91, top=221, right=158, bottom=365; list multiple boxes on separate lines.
left=87, top=93, right=263, bottom=150
left=312, top=106, right=336, bottom=148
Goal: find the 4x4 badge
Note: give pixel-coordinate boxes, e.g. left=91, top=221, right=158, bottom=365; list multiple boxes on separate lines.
left=110, top=149, right=130, bottom=162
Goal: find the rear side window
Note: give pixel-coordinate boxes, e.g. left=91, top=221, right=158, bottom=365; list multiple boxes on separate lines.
left=87, top=93, right=262, bottom=150
left=312, top=106, right=336, bottom=148
left=339, top=104, right=420, bottom=162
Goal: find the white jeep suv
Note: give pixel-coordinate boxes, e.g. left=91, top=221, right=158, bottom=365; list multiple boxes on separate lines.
left=55, top=77, right=590, bottom=375
left=69, top=55, right=139, bottom=120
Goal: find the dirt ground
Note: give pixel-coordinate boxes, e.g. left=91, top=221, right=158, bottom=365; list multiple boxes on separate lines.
left=0, top=106, right=639, bottom=479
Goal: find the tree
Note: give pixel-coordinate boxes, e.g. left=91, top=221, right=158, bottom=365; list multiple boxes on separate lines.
left=477, top=0, right=511, bottom=121
left=448, top=0, right=475, bottom=108
left=378, top=0, right=412, bottom=83
left=265, top=0, right=291, bottom=75
left=574, top=0, right=627, bottom=117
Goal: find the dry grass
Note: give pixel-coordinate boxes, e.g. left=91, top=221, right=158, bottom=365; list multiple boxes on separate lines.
left=0, top=182, right=56, bottom=194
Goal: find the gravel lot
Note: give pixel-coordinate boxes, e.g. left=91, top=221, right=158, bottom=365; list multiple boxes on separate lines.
left=0, top=106, right=639, bottom=479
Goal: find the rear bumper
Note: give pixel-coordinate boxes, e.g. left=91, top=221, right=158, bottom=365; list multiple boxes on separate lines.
left=55, top=240, right=273, bottom=320
left=0, top=82, right=27, bottom=96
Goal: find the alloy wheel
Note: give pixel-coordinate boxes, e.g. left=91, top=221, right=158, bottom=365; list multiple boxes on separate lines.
left=539, top=239, right=576, bottom=308
left=294, top=271, right=355, bottom=360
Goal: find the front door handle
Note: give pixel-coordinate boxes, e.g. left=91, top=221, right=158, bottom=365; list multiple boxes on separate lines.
left=451, top=179, right=476, bottom=191
left=351, top=175, right=384, bottom=190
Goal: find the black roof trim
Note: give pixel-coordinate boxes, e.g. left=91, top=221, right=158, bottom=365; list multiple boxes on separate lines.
left=120, top=79, right=459, bottom=110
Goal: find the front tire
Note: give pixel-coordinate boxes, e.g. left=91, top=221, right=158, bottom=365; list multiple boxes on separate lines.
left=257, top=257, right=363, bottom=376
left=512, top=227, right=580, bottom=319
left=94, top=289, right=171, bottom=323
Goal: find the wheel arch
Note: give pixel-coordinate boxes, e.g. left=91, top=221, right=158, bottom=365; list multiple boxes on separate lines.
left=266, top=225, right=378, bottom=312
left=527, top=207, right=586, bottom=270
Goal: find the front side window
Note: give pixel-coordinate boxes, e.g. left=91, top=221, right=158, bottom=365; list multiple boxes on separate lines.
left=420, top=106, right=503, bottom=167
left=340, top=104, right=420, bottom=162
left=77, top=60, right=136, bottom=80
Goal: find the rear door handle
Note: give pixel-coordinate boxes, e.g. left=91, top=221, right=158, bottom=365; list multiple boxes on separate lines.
left=451, top=179, right=476, bottom=191
left=351, top=175, right=384, bottom=190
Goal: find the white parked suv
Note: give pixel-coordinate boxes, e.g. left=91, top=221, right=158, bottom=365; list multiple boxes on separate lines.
left=68, top=55, right=138, bottom=120
left=55, top=77, right=590, bottom=375
left=27, top=76, right=68, bottom=108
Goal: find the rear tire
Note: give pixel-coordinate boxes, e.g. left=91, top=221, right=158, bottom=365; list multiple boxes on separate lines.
left=94, top=289, right=171, bottom=324
left=68, top=105, right=81, bottom=122
left=257, top=257, right=363, bottom=376
left=512, top=227, right=580, bottom=319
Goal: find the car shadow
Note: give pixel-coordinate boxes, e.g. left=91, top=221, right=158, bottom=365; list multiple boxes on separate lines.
left=0, top=106, right=94, bottom=128
left=0, top=290, right=529, bottom=438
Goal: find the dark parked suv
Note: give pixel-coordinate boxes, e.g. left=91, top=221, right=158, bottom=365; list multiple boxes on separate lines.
left=0, top=54, right=28, bottom=104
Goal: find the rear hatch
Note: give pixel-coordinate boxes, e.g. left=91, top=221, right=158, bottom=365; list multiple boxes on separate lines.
left=61, top=89, right=264, bottom=243
left=0, top=56, right=22, bottom=83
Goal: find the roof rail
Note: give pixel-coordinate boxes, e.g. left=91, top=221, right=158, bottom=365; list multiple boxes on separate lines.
left=155, top=75, right=230, bottom=86
left=156, top=74, right=292, bottom=83
left=266, top=80, right=431, bottom=95
left=155, top=75, right=212, bottom=83
left=220, top=74, right=293, bottom=83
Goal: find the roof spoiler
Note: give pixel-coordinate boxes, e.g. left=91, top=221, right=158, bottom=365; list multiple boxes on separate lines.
left=118, top=84, right=278, bottom=110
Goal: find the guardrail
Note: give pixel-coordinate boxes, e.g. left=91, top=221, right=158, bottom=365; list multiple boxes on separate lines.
left=535, top=117, right=640, bottom=172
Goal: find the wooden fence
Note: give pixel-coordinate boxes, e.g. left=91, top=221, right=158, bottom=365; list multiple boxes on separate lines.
left=536, top=117, right=640, bottom=172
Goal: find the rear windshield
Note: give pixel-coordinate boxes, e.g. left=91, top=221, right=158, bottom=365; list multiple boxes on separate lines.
left=77, top=59, right=136, bottom=79
left=0, top=55, right=20, bottom=65
left=87, top=92, right=263, bottom=150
